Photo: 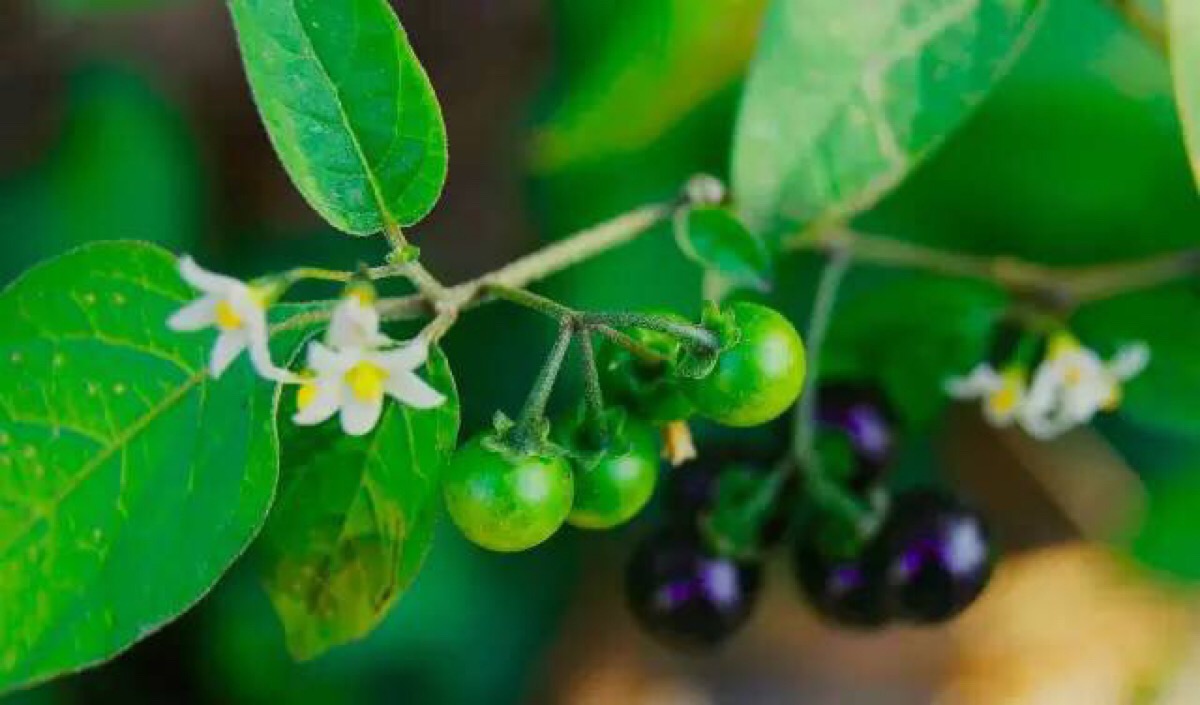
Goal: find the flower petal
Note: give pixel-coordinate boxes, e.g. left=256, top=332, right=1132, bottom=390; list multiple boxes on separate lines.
left=1060, top=382, right=1107, bottom=425
left=1018, top=406, right=1072, bottom=440
left=179, top=255, right=242, bottom=294
left=246, top=331, right=298, bottom=383
left=371, top=338, right=430, bottom=372
left=340, top=395, right=384, bottom=436
left=167, top=297, right=217, bottom=331
left=328, top=296, right=390, bottom=350
left=385, top=370, right=445, bottom=409
left=1022, top=362, right=1063, bottom=419
left=209, top=330, right=248, bottom=378
left=1109, top=342, right=1150, bottom=380
left=228, top=285, right=268, bottom=320
left=307, top=340, right=354, bottom=375
left=293, top=382, right=340, bottom=426
left=945, top=364, right=1001, bottom=399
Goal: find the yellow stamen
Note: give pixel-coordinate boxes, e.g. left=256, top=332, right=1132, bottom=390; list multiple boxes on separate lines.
left=987, top=368, right=1026, bottom=416
left=296, top=382, right=318, bottom=411
left=1048, top=331, right=1082, bottom=360
left=348, top=285, right=376, bottom=306
left=1102, top=384, right=1123, bottom=411
left=344, top=361, right=388, bottom=402
left=214, top=300, right=243, bottom=331
left=1063, top=364, right=1084, bottom=387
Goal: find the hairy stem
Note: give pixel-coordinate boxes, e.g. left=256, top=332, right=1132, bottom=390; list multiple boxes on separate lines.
left=511, top=322, right=575, bottom=451
left=581, top=311, right=720, bottom=352
left=591, top=325, right=669, bottom=365
left=790, top=228, right=1200, bottom=310
left=272, top=203, right=671, bottom=334
left=486, top=283, right=577, bottom=321
left=384, top=221, right=450, bottom=300
left=274, top=198, right=1198, bottom=338
left=578, top=332, right=610, bottom=444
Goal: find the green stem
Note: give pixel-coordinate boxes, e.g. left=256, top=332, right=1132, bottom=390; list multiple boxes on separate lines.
left=286, top=267, right=352, bottom=284
left=790, top=227, right=1200, bottom=311
left=581, top=312, right=719, bottom=352
left=591, top=325, right=669, bottom=365
left=511, top=322, right=575, bottom=452
left=384, top=221, right=450, bottom=300
left=792, top=249, right=854, bottom=475
left=485, top=284, right=577, bottom=321
left=577, top=331, right=610, bottom=445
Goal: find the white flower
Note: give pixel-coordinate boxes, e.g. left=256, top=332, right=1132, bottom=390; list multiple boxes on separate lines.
left=292, top=289, right=445, bottom=436
left=946, top=363, right=1029, bottom=428
left=168, top=256, right=292, bottom=382
left=326, top=287, right=391, bottom=350
left=1020, top=333, right=1149, bottom=439
left=292, top=339, right=445, bottom=436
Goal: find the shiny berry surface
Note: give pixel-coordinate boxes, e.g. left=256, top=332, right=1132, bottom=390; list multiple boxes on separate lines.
left=562, top=415, right=660, bottom=530
left=683, top=302, right=806, bottom=428
left=625, top=529, right=762, bottom=650
left=443, top=436, right=574, bottom=553
left=879, top=491, right=993, bottom=624
left=793, top=537, right=888, bottom=629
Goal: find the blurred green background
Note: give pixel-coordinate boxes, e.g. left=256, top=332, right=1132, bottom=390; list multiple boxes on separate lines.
left=3, top=0, right=1199, bottom=703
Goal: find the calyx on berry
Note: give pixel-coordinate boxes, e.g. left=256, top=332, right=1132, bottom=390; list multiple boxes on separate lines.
left=554, top=405, right=661, bottom=530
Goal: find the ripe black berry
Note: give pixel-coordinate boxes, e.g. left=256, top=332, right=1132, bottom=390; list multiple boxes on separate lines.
left=792, top=537, right=888, bottom=629
left=815, top=382, right=897, bottom=493
left=878, top=491, right=993, bottom=624
left=625, top=528, right=762, bottom=650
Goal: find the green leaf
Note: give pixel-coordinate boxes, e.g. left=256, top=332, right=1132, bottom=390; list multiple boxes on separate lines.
left=674, top=206, right=771, bottom=289
left=732, top=0, right=1045, bottom=237
left=1169, top=0, right=1200, bottom=189
left=261, top=347, right=459, bottom=660
left=1072, top=285, right=1200, bottom=439
left=533, top=0, right=767, bottom=172
left=0, top=242, right=280, bottom=692
left=822, top=274, right=1008, bottom=429
left=227, top=0, right=448, bottom=235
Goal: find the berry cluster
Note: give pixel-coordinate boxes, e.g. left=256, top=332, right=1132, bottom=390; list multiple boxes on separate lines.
left=626, top=384, right=996, bottom=650
left=443, top=301, right=807, bottom=552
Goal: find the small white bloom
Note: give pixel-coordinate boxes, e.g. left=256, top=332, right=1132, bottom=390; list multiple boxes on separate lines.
left=326, top=287, right=391, bottom=350
left=292, top=339, right=445, bottom=436
left=168, top=256, right=292, bottom=382
left=946, top=363, right=1029, bottom=428
left=1020, top=333, right=1149, bottom=439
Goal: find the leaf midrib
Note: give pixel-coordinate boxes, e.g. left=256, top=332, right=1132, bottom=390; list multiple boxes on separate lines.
left=288, top=0, right=399, bottom=231
left=0, top=369, right=205, bottom=557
